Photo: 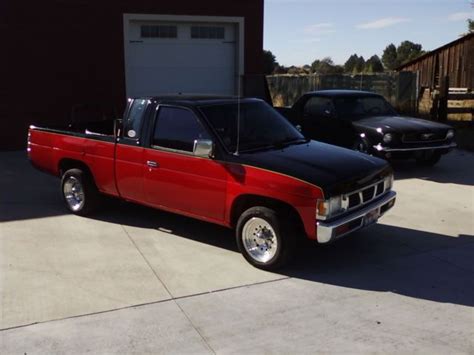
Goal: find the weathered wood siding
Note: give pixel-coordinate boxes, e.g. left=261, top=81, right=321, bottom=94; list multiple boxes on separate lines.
left=398, top=33, right=474, bottom=90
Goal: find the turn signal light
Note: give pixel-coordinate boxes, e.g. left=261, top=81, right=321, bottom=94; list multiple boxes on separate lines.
left=317, top=200, right=328, bottom=218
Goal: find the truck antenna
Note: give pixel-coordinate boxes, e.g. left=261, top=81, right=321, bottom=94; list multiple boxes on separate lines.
left=234, top=75, right=241, bottom=156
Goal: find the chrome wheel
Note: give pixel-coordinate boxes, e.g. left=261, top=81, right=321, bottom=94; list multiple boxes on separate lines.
left=63, top=176, right=85, bottom=211
left=354, top=140, right=368, bottom=153
left=242, top=217, right=278, bottom=263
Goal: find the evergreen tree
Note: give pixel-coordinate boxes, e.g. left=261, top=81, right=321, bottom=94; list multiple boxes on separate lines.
left=365, top=55, right=384, bottom=73
left=344, top=54, right=359, bottom=73
left=382, top=44, right=398, bottom=70
left=353, top=56, right=365, bottom=74
left=263, top=50, right=278, bottom=75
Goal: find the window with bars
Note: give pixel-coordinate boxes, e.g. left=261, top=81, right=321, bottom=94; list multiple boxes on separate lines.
left=141, top=25, right=178, bottom=38
left=191, top=26, right=225, bottom=39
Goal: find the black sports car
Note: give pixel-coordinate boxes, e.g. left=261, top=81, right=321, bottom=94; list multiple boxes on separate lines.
left=277, top=90, right=456, bottom=166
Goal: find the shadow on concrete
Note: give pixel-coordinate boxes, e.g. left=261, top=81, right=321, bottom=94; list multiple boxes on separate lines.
left=3, top=152, right=473, bottom=307
left=0, top=152, right=66, bottom=223
left=93, top=201, right=474, bottom=307
left=391, top=150, right=474, bottom=186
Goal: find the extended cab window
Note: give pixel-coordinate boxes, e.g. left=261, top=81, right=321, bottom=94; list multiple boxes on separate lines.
left=304, top=97, right=334, bottom=118
left=124, top=99, right=147, bottom=139
left=153, top=107, right=210, bottom=152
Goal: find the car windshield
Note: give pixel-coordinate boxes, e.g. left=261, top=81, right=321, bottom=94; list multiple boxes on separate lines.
left=333, top=96, right=398, bottom=120
left=200, top=101, right=305, bottom=153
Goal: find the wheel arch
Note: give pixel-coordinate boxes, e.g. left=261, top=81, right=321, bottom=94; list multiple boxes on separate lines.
left=58, top=159, right=95, bottom=183
left=230, top=194, right=305, bottom=235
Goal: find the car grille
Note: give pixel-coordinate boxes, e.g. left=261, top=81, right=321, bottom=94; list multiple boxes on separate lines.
left=402, top=132, right=446, bottom=143
left=343, top=179, right=386, bottom=211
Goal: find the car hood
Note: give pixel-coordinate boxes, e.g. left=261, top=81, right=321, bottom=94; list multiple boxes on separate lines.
left=352, top=115, right=451, bottom=134
left=232, top=140, right=391, bottom=197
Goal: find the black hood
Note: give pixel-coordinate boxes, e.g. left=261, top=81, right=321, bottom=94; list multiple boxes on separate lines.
left=352, top=115, right=451, bottom=134
left=231, top=140, right=391, bottom=197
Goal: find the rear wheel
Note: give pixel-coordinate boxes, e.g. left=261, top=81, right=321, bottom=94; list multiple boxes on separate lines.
left=236, top=207, right=295, bottom=270
left=416, top=151, right=442, bottom=166
left=61, top=168, right=101, bottom=216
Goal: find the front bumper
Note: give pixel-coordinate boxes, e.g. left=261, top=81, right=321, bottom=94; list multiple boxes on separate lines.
left=373, top=142, right=457, bottom=153
left=317, top=191, right=396, bottom=243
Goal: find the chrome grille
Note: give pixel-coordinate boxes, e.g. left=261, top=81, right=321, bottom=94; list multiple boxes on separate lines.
left=402, top=132, right=446, bottom=143
left=343, top=180, right=386, bottom=211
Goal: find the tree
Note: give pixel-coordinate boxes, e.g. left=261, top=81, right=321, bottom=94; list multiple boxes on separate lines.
left=344, top=54, right=360, bottom=73
left=311, top=57, right=342, bottom=74
left=365, top=55, right=384, bottom=73
left=382, top=44, right=398, bottom=70
left=263, top=50, right=278, bottom=75
left=468, top=19, right=474, bottom=33
left=287, top=66, right=307, bottom=75
left=353, top=56, right=365, bottom=74
left=397, top=40, right=425, bottom=65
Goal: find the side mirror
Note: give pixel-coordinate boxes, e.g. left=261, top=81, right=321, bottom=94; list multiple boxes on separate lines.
left=193, top=139, right=214, bottom=158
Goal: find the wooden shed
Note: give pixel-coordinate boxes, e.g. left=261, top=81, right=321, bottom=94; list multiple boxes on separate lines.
left=397, top=32, right=473, bottom=90
left=397, top=33, right=474, bottom=121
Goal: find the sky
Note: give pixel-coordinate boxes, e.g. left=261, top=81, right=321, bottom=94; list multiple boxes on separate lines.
left=264, top=0, right=474, bottom=66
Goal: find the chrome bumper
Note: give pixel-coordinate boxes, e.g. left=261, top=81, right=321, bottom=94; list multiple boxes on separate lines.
left=317, top=191, right=396, bottom=244
left=373, top=143, right=457, bottom=152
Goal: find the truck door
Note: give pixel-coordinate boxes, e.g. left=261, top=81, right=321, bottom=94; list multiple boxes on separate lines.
left=115, top=99, right=148, bottom=202
left=143, top=105, right=227, bottom=223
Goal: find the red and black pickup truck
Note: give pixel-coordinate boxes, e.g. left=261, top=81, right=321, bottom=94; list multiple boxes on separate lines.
left=28, top=96, right=396, bottom=269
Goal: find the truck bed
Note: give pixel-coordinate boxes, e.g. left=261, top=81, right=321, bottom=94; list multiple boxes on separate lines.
left=32, top=119, right=116, bottom=139
left=28, top=119, right=119, bottom=197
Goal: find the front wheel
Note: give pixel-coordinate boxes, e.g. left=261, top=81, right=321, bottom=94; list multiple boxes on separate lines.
left=236, top=207, right=294, bottom=270
left=61, top=168, right=101, bottom=216
left=352, top=137, right=370, bottom=154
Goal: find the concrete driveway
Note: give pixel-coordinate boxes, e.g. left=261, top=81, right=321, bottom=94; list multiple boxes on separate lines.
left=1, top=150, right=473, bottom=353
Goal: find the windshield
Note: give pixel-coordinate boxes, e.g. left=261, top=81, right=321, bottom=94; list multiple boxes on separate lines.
left=333, top=96, right=398, bottom=120
left=200, top=101, right=305, bottom=153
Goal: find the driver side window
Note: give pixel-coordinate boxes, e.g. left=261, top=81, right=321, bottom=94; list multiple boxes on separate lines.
left=303, top=97, right=334, bottom=119
left=153, top=106, right=210, bottom=153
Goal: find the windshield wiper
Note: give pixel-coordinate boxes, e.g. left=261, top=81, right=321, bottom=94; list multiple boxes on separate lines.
left=272, top=137, right=309, bottom=149
left=238, top=138, right=309, bottom=153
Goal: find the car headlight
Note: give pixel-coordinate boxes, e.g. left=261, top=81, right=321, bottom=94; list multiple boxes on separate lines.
left=446, top=130, right=455, bottom=139
left=383, top=133, right=393, bottom=144
left=384, top=174, right=394, bottom=191
left=317, top=196, right=343, bottom=220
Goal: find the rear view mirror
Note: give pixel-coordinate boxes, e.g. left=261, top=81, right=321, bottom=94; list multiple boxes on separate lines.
left=193, top=139, right=214, bottom=158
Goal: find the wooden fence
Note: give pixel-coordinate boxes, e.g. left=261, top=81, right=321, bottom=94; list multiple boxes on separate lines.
left=267, top=72, right=418, bottom=114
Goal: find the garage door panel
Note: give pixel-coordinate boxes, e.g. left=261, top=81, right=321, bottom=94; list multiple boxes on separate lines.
left=128, top=67, right=235, bottom=96
left=129, top=43, right=234, bottom=68
left=125, top=20, right=237, bottom=97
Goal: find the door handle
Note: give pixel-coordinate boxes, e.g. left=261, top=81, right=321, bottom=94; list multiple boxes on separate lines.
left=147, top=160, right=159, bottom=168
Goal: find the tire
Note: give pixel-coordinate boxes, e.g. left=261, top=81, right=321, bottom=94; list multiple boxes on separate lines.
left=61, top=168, right=101, bottom=216
left=352, top=137, right=370, bottom=154
left=236, top=206, right=295, bottom=270
left=416, top=151, right=442, bottom=166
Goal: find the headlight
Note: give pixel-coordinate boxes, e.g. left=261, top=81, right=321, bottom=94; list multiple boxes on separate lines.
left=317, top=196, right=343, bottom=220
left=384, top=174, right=394, bottom=191
left=383, top=133, right=393, bottom=144
left=446, top=130, right=454, bottom=139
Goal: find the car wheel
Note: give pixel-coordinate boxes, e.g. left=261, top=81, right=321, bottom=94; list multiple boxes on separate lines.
left=352, top=138, right=370, bottom=154
left=61, top=168, right=101, bottom=216
left=236, top=206, right=295, bottom=270
left=416, top=151, right=442, bottom=166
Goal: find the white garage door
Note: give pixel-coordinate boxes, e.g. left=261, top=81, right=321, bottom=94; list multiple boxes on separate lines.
left=125, top=20, right=237, bottom=97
